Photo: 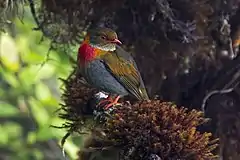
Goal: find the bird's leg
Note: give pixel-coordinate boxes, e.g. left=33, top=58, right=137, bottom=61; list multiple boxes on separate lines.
left=103, top=96, right=121, bottom=110
left=97, top=95, right=113, bottom=107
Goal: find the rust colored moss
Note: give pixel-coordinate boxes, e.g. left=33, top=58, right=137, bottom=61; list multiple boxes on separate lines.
left=59, top=69, right=99, bottom=131
left=60, top=70, right=218, bottom=160
left=102, top=101, right=219, bottom=160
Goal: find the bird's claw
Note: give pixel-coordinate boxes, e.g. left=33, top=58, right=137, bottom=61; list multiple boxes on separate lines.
left=97, top=96, right=121, bottom=110
left=97, top=99, right=113, bottom=107
left=103, top=102, right=122, bottom=110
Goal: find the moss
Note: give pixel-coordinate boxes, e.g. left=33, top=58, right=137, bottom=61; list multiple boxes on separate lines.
left=60, top=69, right=218, bottom=160
left=31, top=0, right=239, bottom=79
left=102, top=101, right=219, bottom=160
left=0, top=0, right=25, bottom=32
left=58, top=69, right=99, bottom=133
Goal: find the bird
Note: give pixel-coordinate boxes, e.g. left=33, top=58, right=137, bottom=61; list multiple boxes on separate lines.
left=77, top=27, right=149, bottom=109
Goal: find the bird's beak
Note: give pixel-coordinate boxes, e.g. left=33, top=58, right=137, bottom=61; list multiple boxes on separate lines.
left=112, top=38, right=122, bottom=45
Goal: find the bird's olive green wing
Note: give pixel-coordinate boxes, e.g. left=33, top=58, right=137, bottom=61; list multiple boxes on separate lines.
left=102, top=46, right=149, bottom=100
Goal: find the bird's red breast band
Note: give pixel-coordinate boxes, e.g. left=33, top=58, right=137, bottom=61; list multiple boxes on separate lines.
left=78, top=35, right=109, bottom=62
left=78, top=43, right=95, bottom=62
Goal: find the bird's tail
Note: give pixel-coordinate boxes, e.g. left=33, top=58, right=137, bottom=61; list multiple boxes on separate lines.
left=138, top=87, right=150, bottom=101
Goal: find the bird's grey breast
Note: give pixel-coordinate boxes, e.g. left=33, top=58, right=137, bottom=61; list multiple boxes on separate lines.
left=84, top=60, right=128, bottom=96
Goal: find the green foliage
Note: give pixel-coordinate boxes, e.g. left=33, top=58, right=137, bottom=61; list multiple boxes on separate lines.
left=0, top=7, right=80, bottom=160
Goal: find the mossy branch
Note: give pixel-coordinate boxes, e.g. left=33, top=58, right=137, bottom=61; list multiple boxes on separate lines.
left=58, top=68, right=219, bottom=160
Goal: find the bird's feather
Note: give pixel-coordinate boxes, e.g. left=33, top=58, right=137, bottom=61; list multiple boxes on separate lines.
left=102, top=46, right=149, bottom=100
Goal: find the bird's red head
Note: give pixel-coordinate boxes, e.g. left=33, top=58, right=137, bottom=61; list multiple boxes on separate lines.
left=78, top=28, right=122, bottom=63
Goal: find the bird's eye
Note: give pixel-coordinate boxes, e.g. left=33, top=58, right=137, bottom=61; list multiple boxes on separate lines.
left=101, top=35, right=107, bottom=40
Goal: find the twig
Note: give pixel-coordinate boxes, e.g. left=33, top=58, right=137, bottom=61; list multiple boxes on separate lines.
left=224, top=70, right=240, bottom=89
left=61, top=132, right=71, bottom=159
left=34, top=42, right=54, bottom=76
left=228, top=38, right=236, bottom=59
left=201, top=87, right=236, bottom=115
left=47, top=140, right=69, bottom=160
left=28, top=0, right=41, bottom=29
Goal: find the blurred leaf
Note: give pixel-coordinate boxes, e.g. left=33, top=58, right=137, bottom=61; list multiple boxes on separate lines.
left=16, top=34, right=31, bottom=57
left=5, top=122, right=22, bottom=142
left=32, top=149, right=44, bottom=160
left=0, top=6, right=83, bottom=160
left=35, top=83, right=51, bottom=102
left=36, top=126, right=55, bottom=141
left=18, top=67, right=37, bottom=92
left=28, top=97, right=49, bottom=126
left=0, top=34, right=20, bottom=72
left=0, top=68, right=19, bottom=88
left=0, top=102, right=20, bottom=116
left=18, top=64, right=55, bottom=89
left=21, top=50, right=45, bottom=64
left=0, top=125, right=8, bottom=144
left=63, top=140, right=79, bottom=160
left=0, top=122, right=22, bottom=145
left=27, top=131, right=37, bottom=144
left=34, top=63, right=55, bottom=80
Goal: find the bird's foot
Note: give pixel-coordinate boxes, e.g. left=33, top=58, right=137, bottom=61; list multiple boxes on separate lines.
left=94, top=96, right=122, bottom=122
left=103, top=102, right=122, bottom=110
left=97, top=95, right=113, bottom=107
left=98, top=96, right=121, bottom=110
left=103, top=96, right=121, bottom=110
